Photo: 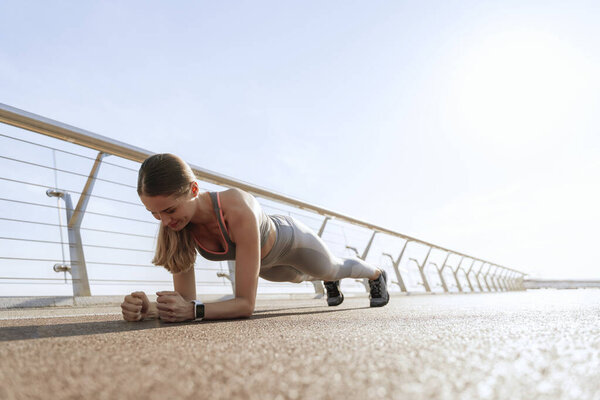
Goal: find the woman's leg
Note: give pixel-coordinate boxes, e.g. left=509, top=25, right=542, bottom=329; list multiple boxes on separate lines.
left=259, top=265, right=316, bottom=283
left=259, top=215, right=389, bottom=308
left=262, top=215, right=380, bottom=282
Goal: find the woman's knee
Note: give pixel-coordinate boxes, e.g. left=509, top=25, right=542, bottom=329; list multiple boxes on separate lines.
left=290, top=274, right=308, bottom=283
left=316, top=269, right=342, bottom=282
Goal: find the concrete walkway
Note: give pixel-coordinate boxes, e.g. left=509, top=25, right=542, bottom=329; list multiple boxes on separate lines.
left=1, top=290, right=599, bottom=400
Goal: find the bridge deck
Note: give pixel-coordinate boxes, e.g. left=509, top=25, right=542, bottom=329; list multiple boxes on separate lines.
left=1, top=290, right=599, bottom=400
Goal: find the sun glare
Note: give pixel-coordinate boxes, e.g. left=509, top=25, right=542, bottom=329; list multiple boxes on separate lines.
left=452, top=30, right=586, bottom=146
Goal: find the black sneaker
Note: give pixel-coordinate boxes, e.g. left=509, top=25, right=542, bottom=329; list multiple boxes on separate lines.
left=368, top=269, right=390, bottom=307
left=323, top=280, right=344, bottom=306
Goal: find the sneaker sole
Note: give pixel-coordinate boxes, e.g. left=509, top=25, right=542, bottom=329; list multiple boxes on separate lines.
left=370, top=295, right=389, bottom=307
left=327, top=293, right=344, bottom=306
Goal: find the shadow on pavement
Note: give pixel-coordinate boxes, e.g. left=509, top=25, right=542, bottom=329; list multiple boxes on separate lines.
left=250, top=306, right=370, bottom=320
left=0, top=306, right=369, bottom=342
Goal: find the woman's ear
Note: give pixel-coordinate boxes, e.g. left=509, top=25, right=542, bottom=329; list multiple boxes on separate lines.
left=190, top=181, right=199, bottom=197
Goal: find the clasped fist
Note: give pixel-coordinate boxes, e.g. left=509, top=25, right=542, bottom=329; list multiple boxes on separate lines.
left=121, top=291, right=150, bottom=322
left=156, top=291, right=194, bottom=323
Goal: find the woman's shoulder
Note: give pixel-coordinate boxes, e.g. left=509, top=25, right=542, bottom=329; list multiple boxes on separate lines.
left=218, top=189, right=261, bottom=216
left=218, top=188, right=250, bottom=202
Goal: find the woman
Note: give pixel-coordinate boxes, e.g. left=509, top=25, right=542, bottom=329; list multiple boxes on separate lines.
left=121, top=154, right=389, bottom=322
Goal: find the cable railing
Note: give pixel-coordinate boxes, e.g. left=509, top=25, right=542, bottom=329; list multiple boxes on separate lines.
left=0, top=102, right=527, bottom=298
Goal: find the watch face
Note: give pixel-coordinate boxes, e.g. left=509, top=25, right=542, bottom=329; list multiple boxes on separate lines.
left=195, top=302, right=205, bottom=319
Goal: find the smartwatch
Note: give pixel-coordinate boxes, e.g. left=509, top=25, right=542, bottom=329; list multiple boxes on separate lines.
left=191, top=300, right=205, bottom=321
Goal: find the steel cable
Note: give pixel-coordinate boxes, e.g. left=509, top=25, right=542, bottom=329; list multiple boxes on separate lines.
left=0, top=132, right=139, bottom=172
left=0, top=155, right=136, bottom=189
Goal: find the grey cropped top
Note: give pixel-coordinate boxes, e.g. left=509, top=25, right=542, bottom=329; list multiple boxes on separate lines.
left=193, top=192, right=271, bottom=262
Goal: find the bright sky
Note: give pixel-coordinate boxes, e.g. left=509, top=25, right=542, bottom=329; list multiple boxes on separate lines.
left=1, top=0, right=599, bottom=281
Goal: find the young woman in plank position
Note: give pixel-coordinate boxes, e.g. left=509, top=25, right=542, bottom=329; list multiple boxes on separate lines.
left=121, top=153, right=389, bottom=322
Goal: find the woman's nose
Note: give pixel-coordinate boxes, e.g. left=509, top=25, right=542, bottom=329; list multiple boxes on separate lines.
left=159, top=214, right=171, bottom=225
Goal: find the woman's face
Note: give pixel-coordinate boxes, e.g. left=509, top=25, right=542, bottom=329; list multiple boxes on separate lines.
left=140, top=191, right=196, bottom=231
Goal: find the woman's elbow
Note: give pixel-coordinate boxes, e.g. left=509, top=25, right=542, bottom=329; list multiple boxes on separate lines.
left=239, top=299, right=255, bottom=318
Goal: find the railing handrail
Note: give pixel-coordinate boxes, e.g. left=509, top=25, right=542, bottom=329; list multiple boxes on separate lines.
left=0, top=102, right=525, bottom=276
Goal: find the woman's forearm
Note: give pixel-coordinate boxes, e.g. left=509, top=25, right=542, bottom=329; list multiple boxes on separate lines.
left=204, top=297, right=254, bottom=320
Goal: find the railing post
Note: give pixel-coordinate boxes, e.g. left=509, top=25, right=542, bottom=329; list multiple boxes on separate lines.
left=507, top=271, right=516, bottom=290
left=517, top=271, right=527, bottom=291
left=514, top=271, right=523, bottom=291
left=474, top=262, right=486, bottom=292
left=409, top=247, right=432, bottom=293
left=491, top=264, right=501, bottom=292
left=420, top=247, right=433, bottom=292
left=510, top=271, right=519, bottom=291
left=347, top=231, right=378, bottom=292
left=512, top=271, right=521, bottom=290
left=409, top=258, right=429, bottom=292
left=428, top=262, right=448, bottom=292
left=45, top=151, right=105, bottom=296
left=494, top=267, right=504, bottom=291
left=452, top=256, right=464, bottom=292
left=488, top=265, right=499, bottom=291
left=382, top=240, right=410, bottom=293
left=481, top=263, right=493, bottom=292
left=47, top=190, right=89, bottom=296
left=495, top=266, right=504, bottom=291
left=505, top=269, right=514, bottom=291
left=437, top=253, right=452, bottom=292
left=216, top=261, right=236, bottom=295
left=516, top=271, right=525, bottom=291
left=228, top=260, right=236, bottom=292
left=464, top=259, right=476, bottom=292
left=361, top=231, right=377, bottom=260
left=498, top=268, right=508, bottom=291
left=317, top=216, right=331, bottom=237
left=506, top=269, right=514, bottom=291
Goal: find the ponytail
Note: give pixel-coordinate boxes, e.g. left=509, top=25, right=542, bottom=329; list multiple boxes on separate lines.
left=152, top=223, right=197, bottom=274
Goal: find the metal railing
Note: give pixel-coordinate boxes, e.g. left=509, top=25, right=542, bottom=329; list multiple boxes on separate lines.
left=0, top=103, right=527, bottom=297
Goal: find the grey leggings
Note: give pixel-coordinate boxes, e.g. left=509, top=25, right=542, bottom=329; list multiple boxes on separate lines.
left=259, top=215, right=378, bottom=283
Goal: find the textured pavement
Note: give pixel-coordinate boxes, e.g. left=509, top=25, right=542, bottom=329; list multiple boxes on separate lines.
left=1, top=290, right=599, bottom=400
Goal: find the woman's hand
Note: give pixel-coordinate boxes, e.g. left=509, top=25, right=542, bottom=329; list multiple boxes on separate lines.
left=121, top=291, right=150, bottom=321
left=156, top=291, right=194, bottom=322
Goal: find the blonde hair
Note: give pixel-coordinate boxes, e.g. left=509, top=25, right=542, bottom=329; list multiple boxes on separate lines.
left=137, top=153, right=198, bottom=274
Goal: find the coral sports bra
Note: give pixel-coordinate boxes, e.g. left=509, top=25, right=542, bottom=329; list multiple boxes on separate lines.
left=193, top=192, right=271, bottom=261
